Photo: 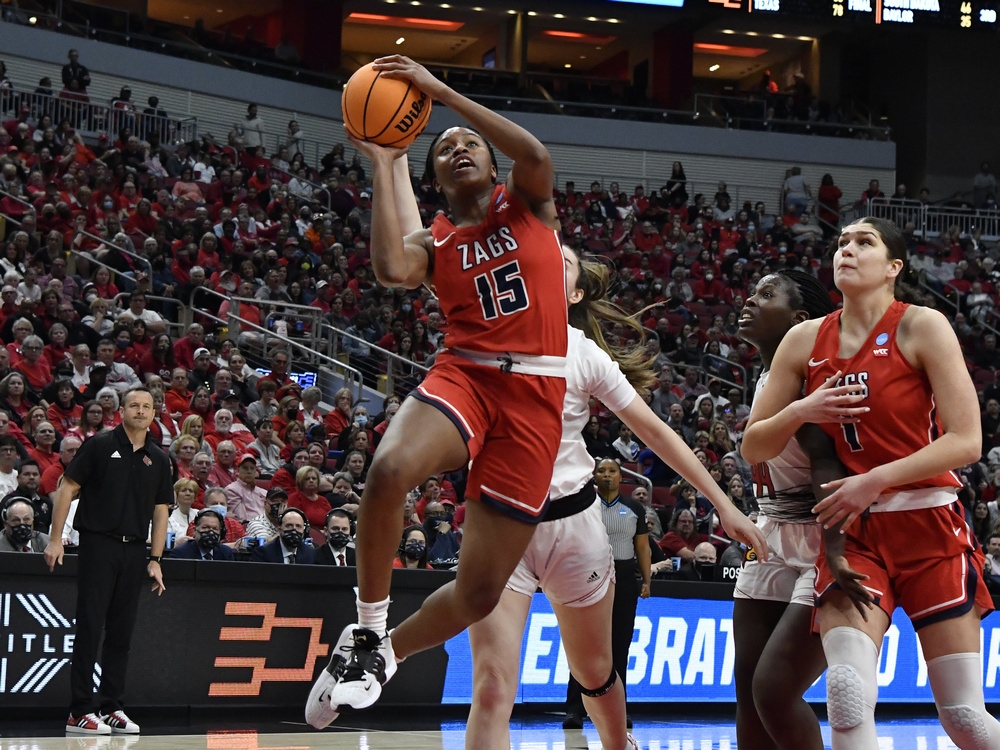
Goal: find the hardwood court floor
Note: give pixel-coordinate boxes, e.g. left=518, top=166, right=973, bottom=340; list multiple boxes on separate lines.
left=0, top=713, right=965, bottom=749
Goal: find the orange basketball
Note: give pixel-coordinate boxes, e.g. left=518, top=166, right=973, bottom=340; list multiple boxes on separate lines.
left=342, top=63, right=432, bottom=148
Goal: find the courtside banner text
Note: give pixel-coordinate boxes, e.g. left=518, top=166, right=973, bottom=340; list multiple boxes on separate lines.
left=441, top=595, right=1000, bottom=703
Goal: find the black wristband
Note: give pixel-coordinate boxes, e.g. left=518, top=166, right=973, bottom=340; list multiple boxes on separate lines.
left=148, top=555, right=162, bottom=563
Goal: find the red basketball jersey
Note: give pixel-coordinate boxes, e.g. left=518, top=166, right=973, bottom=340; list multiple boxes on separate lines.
left=804, top=300, right=961, bottom=492
left=430, top=184, right=568, bottom=356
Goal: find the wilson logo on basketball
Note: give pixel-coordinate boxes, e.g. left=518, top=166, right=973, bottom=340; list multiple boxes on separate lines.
left=208, top=602, right=329, bottom=697
left=395, top=93, right=429, bottom=134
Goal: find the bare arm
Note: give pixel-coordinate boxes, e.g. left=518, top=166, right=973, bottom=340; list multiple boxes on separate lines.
left=634, top=530, right=651, bottom=598
left=742, top=320, right=867, bottom=464
left=372, top=56, right=556, bottom=217
left=797, top=423, right=873, bottom=617
left=347, top=138, right=431, bottom=289
left=393, top=154, right=423, bottom=237
left=617, top=395, right=767, bottom=557
left=43, top=475, right=80, bottom=570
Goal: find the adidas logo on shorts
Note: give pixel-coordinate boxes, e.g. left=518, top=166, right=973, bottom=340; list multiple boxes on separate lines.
left=587, top=571, right=600, bottom=583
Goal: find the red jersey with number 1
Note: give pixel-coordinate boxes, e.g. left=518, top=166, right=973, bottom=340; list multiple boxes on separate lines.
left=804, top=300, right=961, bottom=492
left=430, top=184, right=568, bottom=356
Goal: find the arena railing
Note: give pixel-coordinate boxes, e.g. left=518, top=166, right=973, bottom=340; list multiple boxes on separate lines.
left=862, top=199, right=1000, bottom=243
left=188, top=289, right=366, bottom=406
left=194, top=116, right=328, bottom=174
left=0, top=200, right=152, bottom=286
left=263, top=161, right=330, bottom=210
left=319, top=322, right=431, bottom=398
left=692, top=93, right=892, bottom=141
left=109, top=292, right=187, bottom=339
left=620, top=465, right=653, bottom=494
left=700, top=353, right=748, bottom=405
left=3, top=87, right=197, bottom=144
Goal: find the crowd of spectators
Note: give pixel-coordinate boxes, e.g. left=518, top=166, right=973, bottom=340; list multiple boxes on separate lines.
left=2, top=51, right=1000, bottom=574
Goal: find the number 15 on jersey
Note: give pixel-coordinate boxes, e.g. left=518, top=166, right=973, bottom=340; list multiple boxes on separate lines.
left=475, top=260, right=530, bottom=320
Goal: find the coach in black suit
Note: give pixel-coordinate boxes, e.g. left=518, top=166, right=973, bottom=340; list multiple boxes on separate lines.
left=249, top=507, right=315, bottom=564
left=314, top=508, right=356, bottom=566
left=169, top=508, right=235, bottom=560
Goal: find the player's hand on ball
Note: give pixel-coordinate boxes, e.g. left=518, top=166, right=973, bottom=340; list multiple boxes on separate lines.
left=345, top=133, right=408, bottom=162
left=372, top=55, right=445, bottom=99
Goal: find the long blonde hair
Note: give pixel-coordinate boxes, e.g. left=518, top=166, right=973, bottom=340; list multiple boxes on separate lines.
left=568, top=248, right=657, bottom=396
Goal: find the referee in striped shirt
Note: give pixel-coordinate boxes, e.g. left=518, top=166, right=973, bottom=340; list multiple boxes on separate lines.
left=564, top=457, right=651, bottom=729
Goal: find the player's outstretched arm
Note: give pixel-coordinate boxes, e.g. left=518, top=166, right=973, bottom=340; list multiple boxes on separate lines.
left=617, top=395, right=768, bottom=559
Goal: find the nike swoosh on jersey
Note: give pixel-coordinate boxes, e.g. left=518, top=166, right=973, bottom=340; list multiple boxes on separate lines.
left=954, top=527, right=962, bottom=537
left=808, top=358, right=829, bottom=367
left=433, top=232, right=456, bottom=247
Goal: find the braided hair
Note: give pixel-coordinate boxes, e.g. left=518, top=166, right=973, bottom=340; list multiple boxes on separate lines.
left=775, top=268, right=835, bottom=319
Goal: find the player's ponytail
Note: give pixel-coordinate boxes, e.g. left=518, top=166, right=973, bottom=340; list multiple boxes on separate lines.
left=567, top=247, right=657, bottom=397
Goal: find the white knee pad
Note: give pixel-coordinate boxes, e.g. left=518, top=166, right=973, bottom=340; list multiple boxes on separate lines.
left=927, top=652, right=1000, bottom=750
left=822, top=627, right=879, bottom=736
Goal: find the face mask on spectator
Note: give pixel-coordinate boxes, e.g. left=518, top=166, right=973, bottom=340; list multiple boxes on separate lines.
left=103, top=200, right=113, bottom=210
left=355, top=415, right=367, bottom=426
left=116, top=340, right=129, bottom=350
left=328, top=531, right=350, bottom=549
left=282, top=529, right=303, bottom=549
left=268, top=502, right=283, bottom=519
left=197, top=529, right=220, bottom=550
left=695, top=561, right=716, bottom=580
left=404, top=541, right=425, bottom=561
left=401, top=303, right=412, bottom=313
left=9, top=524, right=32, bottom=545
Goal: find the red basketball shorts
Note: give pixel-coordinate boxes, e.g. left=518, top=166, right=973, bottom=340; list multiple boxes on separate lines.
left=815, top=500, right=994, bottom=629
left=414, top=351, right=566, bottom=524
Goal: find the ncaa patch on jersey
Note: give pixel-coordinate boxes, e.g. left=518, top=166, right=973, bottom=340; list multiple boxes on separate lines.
left=875, top=332, right=889, bottom=345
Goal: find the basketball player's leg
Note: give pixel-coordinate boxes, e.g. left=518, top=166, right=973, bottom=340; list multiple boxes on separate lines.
left=818, top=591, right=890, bottom=750
left=920, top=608, right=1000, bottom=749
left=733, top=599, right=788, bottom=750
left=391, top=498, right=538, bottom=657
left=553, top=587, right=630, bottom=750
left=466, top=589, right=533, bottom=750
left=304, top=397, right=469, bottom=728
left=356, top=396, right=470, bottom=611
left=753, top=603, right=826, bottom=750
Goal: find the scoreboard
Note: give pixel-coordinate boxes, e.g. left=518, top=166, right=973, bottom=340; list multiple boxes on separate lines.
left=701, top=0, right=999, bottom=27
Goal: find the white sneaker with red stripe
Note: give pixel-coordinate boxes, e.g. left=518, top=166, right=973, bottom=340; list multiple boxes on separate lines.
left=626, top=733, right=640, bottom=750
left=66, top=713, right=112, bottom=735
left=98, top=710, right=140, bottom=734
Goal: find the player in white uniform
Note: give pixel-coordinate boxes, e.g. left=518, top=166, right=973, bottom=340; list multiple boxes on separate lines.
left=464, top=246, right=767, bottom=750
left=734, top=269, right=858, bottom=750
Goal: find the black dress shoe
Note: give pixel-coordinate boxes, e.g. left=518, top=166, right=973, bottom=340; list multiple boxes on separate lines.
left=562, top=713, right=584, bottom=729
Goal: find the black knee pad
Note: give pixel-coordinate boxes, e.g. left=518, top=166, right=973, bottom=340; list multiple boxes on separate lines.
left=579, top=668, right=618, bottom=698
